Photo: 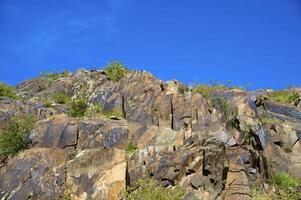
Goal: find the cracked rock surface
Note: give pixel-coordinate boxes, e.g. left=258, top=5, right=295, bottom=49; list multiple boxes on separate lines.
left=0, top=69, right=301, bottom=199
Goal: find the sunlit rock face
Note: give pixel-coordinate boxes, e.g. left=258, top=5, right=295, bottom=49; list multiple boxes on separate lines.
left=0, top=68, right=300, bottom=200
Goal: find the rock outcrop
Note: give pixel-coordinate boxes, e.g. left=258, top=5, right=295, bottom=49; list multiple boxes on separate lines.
left=0, top=68, right=300, bottom=200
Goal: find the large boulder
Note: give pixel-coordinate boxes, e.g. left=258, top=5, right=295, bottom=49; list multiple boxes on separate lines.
left=0, top=148, right=67, bottom=200
left=66, top=148, right=127, bottom=200
left=31, top=115, right=129, bottom=157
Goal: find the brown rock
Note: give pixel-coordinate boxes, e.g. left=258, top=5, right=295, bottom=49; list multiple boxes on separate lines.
left=66, top=148, right=127, bottom=200
left=0, top=148, right=67, bottom=200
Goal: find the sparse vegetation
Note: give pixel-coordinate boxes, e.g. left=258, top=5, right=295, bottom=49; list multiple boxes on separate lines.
left=192, top=84, right=228, bottom=99
left=269, top=172, right=300, bottom=188
left=127, top=143, right=137, bottom=154
left=52, top=93, right=70, bottom=104
left=211, top=96, right=238, bottom=128
left=192, top=82, right=244, bottom=99
left=177, top=84, right=189, bottom=95
left=86, top=103, right=103, bottom=117
left=267, top=90, right=299, bottom=104
left=86, top=104, right=124, bottom=119
left=103, top=61, right=128, bottom=82
left=41, top=70, right=71, bottom=81
left=69, top=98, right=88, bottom=118
left=101, top=109, right=124, bottom=118
left=251, top=173, right=301, bottom=200
left=0, top=114, right=36, bottom=157
left=0, top=82, right=19, bottom=99
left=126, top=179, right=187, bottom=200
left=44, top=100, right=53, bottom=108
left=259, top=114, right=282, bottom=125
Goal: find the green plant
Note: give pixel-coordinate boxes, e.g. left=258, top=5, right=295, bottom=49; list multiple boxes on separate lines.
left=192, top=84, right=228, bottom=99
left=86, top=103, right=103, bottom=117
left=251, top=187, right=301, bottom=200
left=127, top=143, right=137, bottom=154
left=69, top=98, right=88, bottom=118
left=41, top=70, right=70, bottom=81
left=250, top=173, right=301, bottom=200
left=101, top=109, right=124, bottom=118
left=52, top=93, right=70, bottom=104
left=268, top=90, right=299, bottom=104
left=44, top=101, right=53, bottom=108
left=269, top=172, right=300, bottom=189
left=0, top=114, right=36, bottom=157
left=103, top=61, right=128, bottom=82
left=126, top=179, right=187, bottom=200
left=177, top=85, right=189, bottom=95
left=0, top=82, right=19, bottom=99
left=259, top=114, right=282, bottom=125
left=241, top=128, right=251, bottom=143
left=211, top=97, right=238, bottom=128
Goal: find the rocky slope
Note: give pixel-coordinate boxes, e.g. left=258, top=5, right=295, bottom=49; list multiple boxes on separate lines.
left=0, top=67, right=300, bottom=200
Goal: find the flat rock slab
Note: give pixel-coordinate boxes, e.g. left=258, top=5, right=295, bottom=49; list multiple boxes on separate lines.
left=0, top=148, right=67, bottom=200
left=66, top=148, right=127, bottom=200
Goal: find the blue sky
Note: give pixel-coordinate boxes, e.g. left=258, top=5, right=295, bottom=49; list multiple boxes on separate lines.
left=0, top=0, right=300, bottom=89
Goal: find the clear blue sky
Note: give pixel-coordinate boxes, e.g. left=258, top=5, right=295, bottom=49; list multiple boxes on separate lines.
left=0, top=0, right=301, bottom=89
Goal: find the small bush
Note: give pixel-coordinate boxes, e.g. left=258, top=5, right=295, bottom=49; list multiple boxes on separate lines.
left=268, top=90, right=299, bottom=104
left=0, top=114, right=36, bottom=157
left=192, top=84, right=228, bottom=99
left=86, top=104, right=103, bottom=117
left=41, top=70, right=70, bottom=81
left=177, top=85, right=189, bottom=95
left=69, top=99, right=88, bottom=118
left=211, top=96, right=238, bottom=128
left=126, top=179, right=186, bottom=200
left=259, top=114, right=282, bottom=125
left=127, top=143, right=137, bottom=154
left=251, top=187, right=301, bottom=200
left=270, top=172, right=300, bottom=188
left=44, top=100, right=53, bottom=108
left=0, top=82, right=19, bottom=99
left=251, top=173, right=301, bottom=200
left=103, top=61, right=128, bottom=82
left=52, top=93, right=70, bottom=104
left=102, top=109, right=124, bottom=118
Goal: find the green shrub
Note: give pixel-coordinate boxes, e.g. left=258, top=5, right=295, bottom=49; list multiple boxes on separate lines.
left=41, top=70, right=70, bottom=80
left=52, top=93, right=70, bottom=104
left=0, top=114, right=36, bottom=157
left=211, top=97, right=238, bottom=128
left=103, top=61, right=128, bottom=82
left=127, top=143, right=137, bottom=154
left=270, top=172, right=300, bottom=189
left=250, top=173, right=301, bottom=200
left=192, top=84, right=228, bottom=99
left=44, top=100, right=53, bottom=108
left=268, top=90, right=299, bottom=104
left=0, top=82, right=19, bottom=99
left=177, top=85, right=189, bottom=95
left=126, top=179, right=186, bottom=200
left=69, top=99, right=88, bottom=118
left=101, top=109, right=124, bottom=118
left=86, top=104, right=103, bottom=117
left=259, top=114, right=282, bottom=125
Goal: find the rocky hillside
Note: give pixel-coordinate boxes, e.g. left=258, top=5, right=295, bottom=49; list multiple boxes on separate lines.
left=0, top=63, right=300, bottom=200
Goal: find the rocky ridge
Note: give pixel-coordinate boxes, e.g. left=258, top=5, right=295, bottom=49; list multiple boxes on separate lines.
left=0, top=67, right=300, bottom=200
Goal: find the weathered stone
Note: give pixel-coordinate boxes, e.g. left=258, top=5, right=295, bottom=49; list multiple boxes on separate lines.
left=77, top=119, right=128, bottom=150
left=66, top=148, right=126, bottom=200
left=263, top=143, right=290, bottom=175
left=222, top=147, right=251, bottom=200
left=0, top=148, right=67, bottom=200
left=287, top=141, right=301, bottom=179
left=263, top=100, right=301, bottom=120
left=129, top=123, right=183, bottom=149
